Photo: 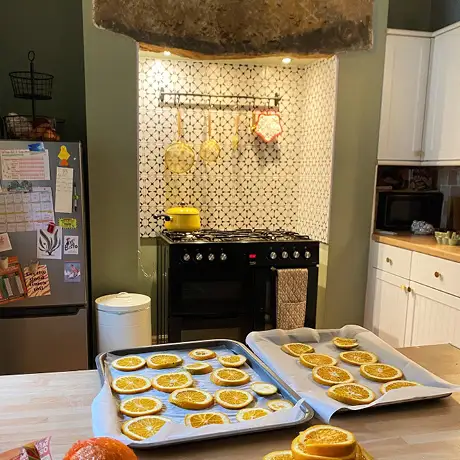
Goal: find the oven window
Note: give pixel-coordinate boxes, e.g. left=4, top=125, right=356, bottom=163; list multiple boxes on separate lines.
left=182, top=281, right=243, bottom=301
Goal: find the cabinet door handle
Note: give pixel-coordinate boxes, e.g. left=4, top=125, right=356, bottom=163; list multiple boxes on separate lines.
left=386, top=257, right=392, bottom=265
left=401, top=285, right=412, bottom=293
left=434, top=271, right=441, bottom=279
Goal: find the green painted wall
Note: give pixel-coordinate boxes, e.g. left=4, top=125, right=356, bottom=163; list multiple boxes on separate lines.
left=0, top=0, right=86, bottom=141
left=388, top=0, right=432, bottom=31
left=431, top=0, right=460, bottom=30
left=82, top=0, right=140, bottom=302
left=321, top=0, right=389, bottom=328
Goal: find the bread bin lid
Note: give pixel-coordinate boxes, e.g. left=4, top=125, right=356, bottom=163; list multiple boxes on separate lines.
left=166, top=204, right=199, bottom=215
left=96, top=292, right=151, bottom=313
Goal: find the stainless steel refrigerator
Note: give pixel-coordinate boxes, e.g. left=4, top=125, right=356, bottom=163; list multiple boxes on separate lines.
left=0, top=141, right=88, bottom=375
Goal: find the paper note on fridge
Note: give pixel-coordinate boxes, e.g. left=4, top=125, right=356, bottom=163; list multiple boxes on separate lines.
left=37, top=226, right=62, bottom=259
left=55, top=167, right=73, bottom=213
left=0, top=150, right=50, bottom=181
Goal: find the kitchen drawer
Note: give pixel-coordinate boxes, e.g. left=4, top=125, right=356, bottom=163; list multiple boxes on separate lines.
left=410, top=252, right=460, bottom=298
left=371, top=242, right=412, bottom=278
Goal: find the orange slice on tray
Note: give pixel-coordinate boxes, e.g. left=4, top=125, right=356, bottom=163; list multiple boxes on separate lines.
left=184, top=412, right=230, bottom=428
left=251, top=382, right=278, bottom=396
left=188, top=349, right=216, bottom=360
left=121, top=415, right=171, bottom=441
left=332, top=337, right=359, bottom=350
left=111, top=375, right=151, bottom=394
left=151, top=371, right=193, bottom=393
left=214, top=389, right=254, bottom=409
left=281, top=343, right=315, bottom=357
left=299, top=353, right=337, bottom=369
left=218, top=354, right=247, bottom=368
left=146, top=353, right=182, bottom=369
left=312, top=365, right=354, bottom=386
left=360, top=363, right=403, bottom=383
left=210, top=368, right=250, bottom=386
left=112, top=355, right=146, bottom=371
left=120, top=396, right=163, bottom=417
left=183, top=362, right=213, bottom=375
left=267, top=399, right=294, bottom=411
left=380, top=380, right=421, bottom=394
left=296, top=425, right=357, bottom=458
left=169, top=388, right=214, bottom=410
left=236, top=407, right=271, bottom=422
left=339, top=351, right=378, bottom=366
left=327, top=383, right=376, bottom=406
left=263, top=451, right=293, bottom=460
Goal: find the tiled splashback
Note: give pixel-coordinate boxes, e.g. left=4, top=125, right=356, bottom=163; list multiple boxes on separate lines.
left=139, top=57, right=337, bottom=242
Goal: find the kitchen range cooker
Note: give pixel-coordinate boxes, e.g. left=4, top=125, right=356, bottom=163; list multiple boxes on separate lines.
left=156, top=229, right=319, bottom=343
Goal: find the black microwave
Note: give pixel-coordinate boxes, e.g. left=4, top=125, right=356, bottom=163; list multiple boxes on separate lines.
left=376, top=191, right=444, bottom=232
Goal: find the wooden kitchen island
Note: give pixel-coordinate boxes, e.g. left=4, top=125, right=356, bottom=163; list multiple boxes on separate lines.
left=1, top=345, right=460, bottom=459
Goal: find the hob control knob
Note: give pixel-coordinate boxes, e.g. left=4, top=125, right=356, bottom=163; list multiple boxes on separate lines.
left=183, top=253, right=191, bottom=262
left=196, top=253, right=203, bottom=261
left=293, top=251, right=300, bottom=259
left=305, top=251, right=312, bottom=259
left=208, top=253, right=215, bottom=261
left=269, top=252, right=277, bottom=260
left=281, top=251, right=289, bottom=259
left=220, top=253, right=228, bottom=261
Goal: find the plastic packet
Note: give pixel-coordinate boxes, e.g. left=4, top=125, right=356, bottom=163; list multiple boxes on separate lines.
left=0, top=437, right=52, bottom=460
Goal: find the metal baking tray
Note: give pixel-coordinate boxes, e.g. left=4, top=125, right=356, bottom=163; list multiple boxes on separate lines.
left=96, top=339, right=314, bottom=448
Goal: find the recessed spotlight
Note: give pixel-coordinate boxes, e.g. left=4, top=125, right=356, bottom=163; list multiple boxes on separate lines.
left=282, top=57, right=292, bottom=64
left=163, top=50, right=171, bottom=57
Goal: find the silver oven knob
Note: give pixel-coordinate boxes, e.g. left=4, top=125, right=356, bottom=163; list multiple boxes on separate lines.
left=293, top=251, right=300, bottom=259
left=183, top=253, right=191, bottom=262
left=208, top=253, right=215, bottom=261
left=281, top=251, right=289, bottom=259
left=220, top=253, right=227, bottom=261
left=196, top=253, right=203, bottom=261
left=269, top=252, right=277, bottom=260
left=305, top=251, right=312, bottom=259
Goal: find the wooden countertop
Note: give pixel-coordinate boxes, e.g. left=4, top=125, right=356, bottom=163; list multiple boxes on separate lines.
left=1, top=344, right=460, bottom=459
left=373, top=234, right=460, bottom=263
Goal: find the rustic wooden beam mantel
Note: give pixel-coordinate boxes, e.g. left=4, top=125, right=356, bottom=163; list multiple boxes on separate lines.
left=93, top=0, right=373, bottom=59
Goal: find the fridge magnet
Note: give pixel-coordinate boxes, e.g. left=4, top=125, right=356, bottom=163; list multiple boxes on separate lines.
left=58, top=217, right=77, bottom=229
left=3, top=180, right=33, bottom=192
left=37, top=226, right=62, bottom=259
left=23, top=264, right=51, bottom=297
left=58, top=145, right=71, bottom=167
left=0, top=256, right=26, bottom=304
left=63, top=235, right=79, bottom=255
left=64, top=262, right=81, bottom=283
left=0, top=233, right=12, bottom=252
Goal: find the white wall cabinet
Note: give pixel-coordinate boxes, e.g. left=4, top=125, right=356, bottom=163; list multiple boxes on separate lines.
left=424, top=25, right=460, bottom=163
left=378, top=31, right=431, bottom=162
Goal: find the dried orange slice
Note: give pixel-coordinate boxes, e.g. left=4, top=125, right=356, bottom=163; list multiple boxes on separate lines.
left=291, top=434, right=356, bottom=460
left=281, top=343, right=315, bottom=357
left=263, top=451, right=293, bottom=460
left=120, top=396, right=163, bottom=417
left=112, top=355, right=146, bottom=371
left=184, top=412, right=230, bottom=428
left=380, top=380, right=421, bottom=394
left=312, top=365, right=354, bottom=386
left=169, top=388, right=214, bottom=410
left=267, top=399, right=294, bottom=411
left=251, top=382, right=278, bottom=396
left=214, top=389, right=254, bottom=409
left=111, top=375, right=151, bottom=394
left=188, top=349, right=216, bottom=361
left=327, top=383, right=376, bottom=405
left=340, top=351, right=378, bottom=366
left=210, top=368, right=250, bottom=386
left=146, top=353, right=182, bottom=369
left=332, top=337, right=359, bottom=350
left=296, top=425, right=356, bottom=458
left=299, top=353, right=337, bottom=369
left=360, top=363, right=403, bottom=383
left=151, top=371, right=193, bottom=393
left=218, top=354, right=247, bottom=368
left=184, top=362, right=213, bottom=375
left=121, top=415, right=170, bottom=440
left=236, top=407, right=271, bottom=422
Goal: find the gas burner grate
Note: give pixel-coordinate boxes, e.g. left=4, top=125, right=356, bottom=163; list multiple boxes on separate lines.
left=161, top=229, right=311, bottom=243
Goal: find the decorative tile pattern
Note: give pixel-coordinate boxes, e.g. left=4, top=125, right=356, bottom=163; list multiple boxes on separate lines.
left=138, top=57, right=337, bottom=242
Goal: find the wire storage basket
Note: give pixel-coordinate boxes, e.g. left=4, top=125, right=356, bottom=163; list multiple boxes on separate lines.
left=2, top=114, right=63, bottom=141
left=9, top=70, right=53, bottom=100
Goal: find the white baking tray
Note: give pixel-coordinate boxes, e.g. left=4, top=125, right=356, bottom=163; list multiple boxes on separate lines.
left=246, top=325, right=460, bottom=422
